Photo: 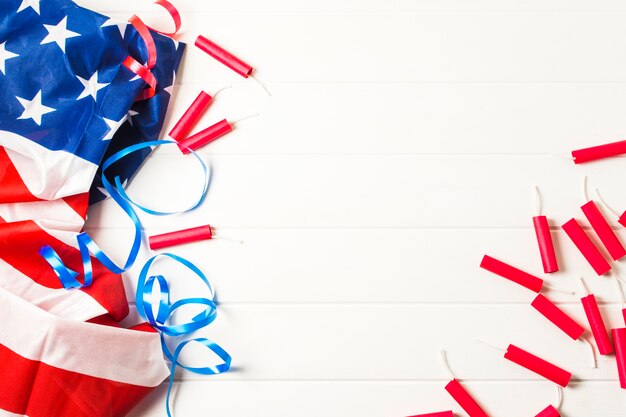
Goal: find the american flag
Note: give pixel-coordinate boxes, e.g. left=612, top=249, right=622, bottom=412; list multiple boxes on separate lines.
left=0, top=0, right=183, bottom=415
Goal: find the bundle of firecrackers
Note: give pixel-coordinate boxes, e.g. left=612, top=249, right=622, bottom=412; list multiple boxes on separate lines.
left=410, top=142, right=626, bottom=417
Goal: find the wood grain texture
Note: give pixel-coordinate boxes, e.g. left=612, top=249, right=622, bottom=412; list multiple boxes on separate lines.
left=84, top=0, right=626, bottom=13
left=86, top=227, right=626, bottom=304
left=87, top=155, right=626, bottom=229
left=155, top=83, right=626, bottom=156
left=128, top=381, right=626, bottom=417
left=74, top=0, right=626, bottom=415
left=117, top=304, right=624, bottom=382
left=97, top=12, right=626, bottom=85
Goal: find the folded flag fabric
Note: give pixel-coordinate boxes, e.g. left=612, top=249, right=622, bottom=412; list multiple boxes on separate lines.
left=0, top=0, right=183, bottom=415
left=89, top=32, right=184, bottom=205
left=0, top=286, right=170, bottom=417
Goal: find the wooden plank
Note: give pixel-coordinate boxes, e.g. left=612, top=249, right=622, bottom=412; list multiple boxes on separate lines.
left=157, top=83, right=626, bottom=156
left=86, top=0, right=626, bottom=13
left=64, top=3, right=626, bottom=417
left=86, top=155, right=626, bottom=229
left=128, top=380, right=626, bottom=417
left=120, top=304, right=625, bottom=381
left=90, top=12, right=626, bottom=85
left=84, top=227, right=626, bottom=304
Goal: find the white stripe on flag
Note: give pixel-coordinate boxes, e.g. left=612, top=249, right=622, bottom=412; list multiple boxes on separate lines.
left=0, top=287, right=169, bottom=387
left=0, top=259, right=107, bottom=321
left=0, top=199, right=84, bottom=248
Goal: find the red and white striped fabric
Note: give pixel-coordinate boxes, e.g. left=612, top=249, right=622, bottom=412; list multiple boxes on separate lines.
left=0, top=286, right=168, bottom=417
left=0, top=132, right=170, bottom=417
left=0, top=133, right=130, bottom=322
left=0, top=1, right=186, bottom=414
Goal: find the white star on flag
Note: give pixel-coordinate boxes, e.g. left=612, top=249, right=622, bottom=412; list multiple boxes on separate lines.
left=0, top=42, right=19, bottom=74
left=17, top=0, right=40, bottom=14
left=127, top=109, right=139, bottom=127
left=17, top=90, right=55, bottom=126
left=101, top=18, right=128, bottom=38
left=76, top=71, right=108, bottom=100
left=102, top=115, right=127, bottom=141
left=41, top=17, right=80, bottom=53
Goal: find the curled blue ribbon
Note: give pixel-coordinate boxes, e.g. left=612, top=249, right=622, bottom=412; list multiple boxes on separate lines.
left=164, top=338, right=232, bottom=417
left=40, top=140, right=230, bottom=417
left=136, top=253, right=217, bottom=336
left=40, top=140, right=210, bottom=289
left=136, top=253, right=231, bottom=417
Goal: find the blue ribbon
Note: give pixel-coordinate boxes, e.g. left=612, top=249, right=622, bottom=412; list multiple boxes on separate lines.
left=39, top=140, right=230, bottom=417
left=40, top=140, right=210, bottom=289
left=136, top=253, right=217, bottom=336
left=136, top=253, right=231, bottom=417
left=164, top=338, right=232, bottom=417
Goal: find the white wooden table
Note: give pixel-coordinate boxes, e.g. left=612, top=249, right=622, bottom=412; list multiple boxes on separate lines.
left=82, top=0, right=626, bottom=415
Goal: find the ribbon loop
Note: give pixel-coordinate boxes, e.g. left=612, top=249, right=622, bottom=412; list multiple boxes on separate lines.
left=136, top=253, right=218, bottom=335
left=39, top=246, right=82, bottom=288
left=152, top=0, right=182, bottom=37
left=126, top=0, right=183, bottom=100
left=163, top=337, right=231, bottom=417
left=123, top=56, right=158, bottom=100
left=41, top=140, right=210, bottom=289
left=129, top=15, right=158, bottom=69
left=170, top=338, right=232, bottom=374
left=136, top=253, right=230, bottom=417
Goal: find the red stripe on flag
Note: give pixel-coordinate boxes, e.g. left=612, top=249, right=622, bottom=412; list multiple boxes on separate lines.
left=0, top=148, right=40, bottom=203
left=86, top=317, right=160, bottom=334
left=0, top=220, right=129, bottom=321
left=0, top=343, right=154, bottom=417
left=62, top=193, right=90, bottom=220
left=86, top=314, right=123, bottom=328
left=131, top=322, right=159, bottom=333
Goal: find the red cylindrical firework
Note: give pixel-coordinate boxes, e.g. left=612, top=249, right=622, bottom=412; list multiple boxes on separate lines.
left=581, top=294, right=613, bottom=355
left=535, top=405, right=560, bottom=417
left=178, top=119, right=234, bottom=154
left=504, top=344, right=572, bottom=387
left=169, top=91, right=213, bottom=141
left=195, top=35, right=253, bottom=78
left=148, top=225, right=213, bottom=250
left=445, top=379, right=489, bottom=417
left=572, top=140, right=626, bottom=164
left=613, top=328, right=626, bottom=389
left=561, top=218, right=611, bottom=276
left=480, top=255, right=543, bottom=293
left=531, top=294, right=585, bottom=340
left=533, top=216, right=558, bottom=273
left=581, top=201, right=626, bottom=261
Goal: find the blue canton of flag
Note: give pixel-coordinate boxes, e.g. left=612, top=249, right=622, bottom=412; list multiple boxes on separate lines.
left=0, top=0, right=183, bottom=178
left=90, top=33, right=184, bottom=204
